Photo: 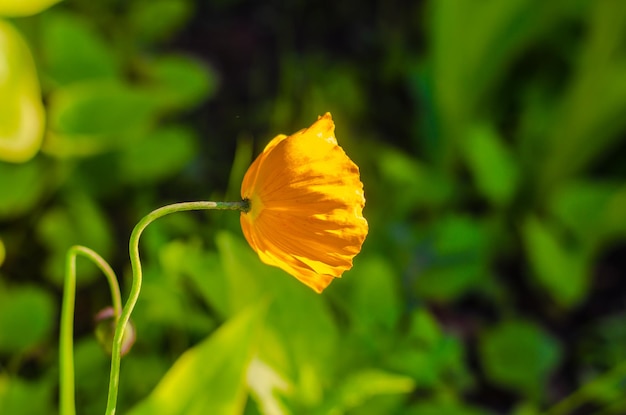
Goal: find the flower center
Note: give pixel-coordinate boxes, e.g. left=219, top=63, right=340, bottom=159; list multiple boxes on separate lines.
left=247, top=193, right=265, bottom=221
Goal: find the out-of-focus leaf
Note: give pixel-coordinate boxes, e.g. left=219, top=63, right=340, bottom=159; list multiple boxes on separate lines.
left=407, top=308, right=442, bottom=349
left=429, top=0, right=557, bottom=157
left=323, top=369, right=414, bottom=414
left=567, top=316, right=626, bottom=407
left=216, top=231, right=338, bottom=406
left=129, top=0, right=192, bottom=44
left=45, top=81, right=157, bottom=157
left=0, top=20, right=45, bottom=163
left=388, top=334, right=473, bottom=391
left=406, top=401, right=493, bottom=415
left=0, top=0, right=61, bottom=16
left=386, top=348, right=438, bottom=389
left=216, top=230, right=336, bottom=320
left=0, top=375, right=53, bottom=415
left=73, top=338, right=111, bottom=414
left=128, top=301, right=267, bottom=415
left=522, top=216, right=589, bottom=307
left=377, top=148, right=454, bottom=215
left=549, top=181, right=617, bottom=243
left=118, top=352, right=172, bottom=414
left=309, top=65, right=366, bottom=119
left=414, top=215, right=489, bottom=301
left=246, top=357, right=291, bottom=415
left=41, top=11, right=119, bottom=85
left=159, top=239, right=230, bottom=317
left=510, top=403, right=541, bottom=415
left=36, top=191, right=114, bottom=285
left=271, top=62, right=366, bottom=127
left=144, top=55, right=217, bottom=111
left=0, top=285, right=55, bottom=353
left=539, top=2, right=626, bottom=192
left=119, top=126, right=198, bottom=185
left=550, top=181, right=626, bottom=247
left=48, top=81, right=154, bottom=135
left=216, top=231, right=266, bottom=312
left=136, top=264, right=215, bottom=339
left=0, top=160, right=46, bottom=218
left=603, top=188, right=626, bottom=235
left=479, top=320, right=561, bottom=399
left=462, top=123, right=519, bottom=206
left=0, top=238, right=5, bottom=267
left=344, top=256, right=401, bottom=331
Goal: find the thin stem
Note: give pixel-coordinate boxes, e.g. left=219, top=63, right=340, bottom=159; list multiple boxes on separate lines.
left=104, top=200, right=248, bottom=415
left=60, top=246, right=121, bottom=415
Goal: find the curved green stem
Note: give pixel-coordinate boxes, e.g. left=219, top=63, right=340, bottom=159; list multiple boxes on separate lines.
left=104, top=200, right=248, bottom=415
left=60, top=246, right=121, bottom=415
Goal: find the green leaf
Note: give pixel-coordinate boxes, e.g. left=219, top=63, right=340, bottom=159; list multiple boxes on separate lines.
left=0, top=375, right=53, bottom=415
left=406, top=401, right=493, bottom=415
left=386, top=348, right=439, bottom=389
left=135, top=263, right=216, bottom=339
left=549, top=181, right=626, bottom=247
left=246, top=358, right=291, bottom=415
left=159, top=239, right=230, bottom=317
left=549, top=181, right=617, bottom=243
left=462, top=123, right=519, bottom=206
left=388, top=334, right=473, bottom=391
left=429, top=0, right=557, bottom=142
left=510, top=402, right=541, bottom=415
left=377, top=147, right=454, bottom=215
left=0, top=159, right=46, bottom=219
left=479, top=320, right=561, bottom=399
left=325, top=369, right=414, bottom=414
left=216, top=231, right=339, bottom=405
left=46, top=81, right=157, bottom=157
left=307, top=65, right=367, bottom=119
left=407, top=308, right=442, bottom=349
left=128, top=301, right=267, bottom=415
left=129, top=0, right=193, bottom=44
left=0, top=238, right=5, bottom=267
left=344, top=256, right=401, bottom=331
left=73, top=339, right=112, bottom=414
left=414, top=215, right=489, bottom=301
left=36, top=191, right=114, bottom=285
left=0, top=20, right=45, bottom=163
left=145, top=55, right=217, bottom=111
left=603, top=186, right=626, bottom=239
left=53, top=82, right=154, bottom=134
left=539, top=2, right=626, bottom=191
left=522, top=216, right=589, bottom=307
left=389, top=312, right=471, bottom=391
left=0, top=0, right=61, bottom=16
left=0, top=286, right=55, bottom=353
left=215, top=231, right=267, bottom=312
left=41, top=11, right=119, bottom=85
left=119, top=126, right=198, bottom=185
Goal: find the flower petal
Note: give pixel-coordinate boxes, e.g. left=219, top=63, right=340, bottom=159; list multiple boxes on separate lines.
left=240, top=113, right=368, bottom=292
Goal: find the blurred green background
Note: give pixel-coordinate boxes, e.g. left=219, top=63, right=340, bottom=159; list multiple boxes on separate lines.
left=2, top=0, right=626, bottom=414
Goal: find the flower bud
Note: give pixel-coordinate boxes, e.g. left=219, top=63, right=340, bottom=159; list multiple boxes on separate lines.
left=94, top=307, right=136, bottom=357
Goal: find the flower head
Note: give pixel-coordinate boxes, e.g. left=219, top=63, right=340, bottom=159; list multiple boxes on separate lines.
left=240, top=113, right=368, bottom=293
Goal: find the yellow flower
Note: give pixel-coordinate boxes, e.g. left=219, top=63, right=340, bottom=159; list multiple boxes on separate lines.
left=240, top=113, right=368, bottom=293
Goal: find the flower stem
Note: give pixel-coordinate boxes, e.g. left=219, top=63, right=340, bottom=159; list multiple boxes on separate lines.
left=60, top=246, right=121, bottom=415
left=104, top=200, right=248, bottom=415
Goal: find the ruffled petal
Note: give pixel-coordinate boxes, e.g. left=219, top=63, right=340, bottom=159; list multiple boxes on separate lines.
left=240, top=113, right=368, bottom=292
